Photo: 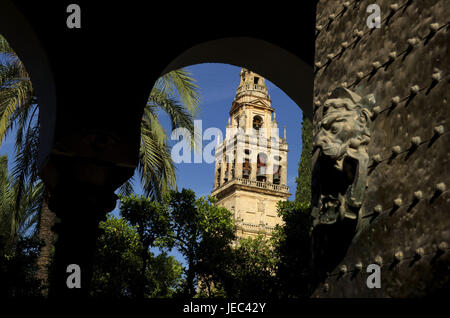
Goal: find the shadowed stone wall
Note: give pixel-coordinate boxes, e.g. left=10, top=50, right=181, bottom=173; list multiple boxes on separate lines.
left=312, top=0, right=449, bottom=297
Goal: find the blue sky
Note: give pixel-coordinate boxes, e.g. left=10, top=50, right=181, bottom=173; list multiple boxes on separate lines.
left=0, top=62, right=304, bottom=267
left=108, top=63, right=304, bottom=218
left=117, top=63, right=304, bottom=266
left=148, top=63, right=303, bottom=201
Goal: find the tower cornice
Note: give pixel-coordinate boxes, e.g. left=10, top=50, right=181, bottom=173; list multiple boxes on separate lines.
left=229, top=100, right=274, bottom=115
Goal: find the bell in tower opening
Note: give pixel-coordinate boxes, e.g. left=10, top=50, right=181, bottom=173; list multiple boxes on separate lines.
left=253, top=115, right=263, bottom=131
left=256, top=153, right=267, bottom=182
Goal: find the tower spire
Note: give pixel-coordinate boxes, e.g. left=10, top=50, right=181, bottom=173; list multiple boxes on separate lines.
left=234, top=68, right=270, bottom=103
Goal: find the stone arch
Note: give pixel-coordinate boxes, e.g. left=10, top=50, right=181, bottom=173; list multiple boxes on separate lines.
left=256, top=152, right=268, bottom=182
left=252, top=115, right=263, bottom=131
left=0, top=2, right=315, bottom=298
left=158, top=37, right=313, bottom=121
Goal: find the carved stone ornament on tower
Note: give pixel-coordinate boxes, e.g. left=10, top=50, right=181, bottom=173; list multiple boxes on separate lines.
left=312, top=87, right=374, bottom=231
left=257, top=199, right=265, bottom=212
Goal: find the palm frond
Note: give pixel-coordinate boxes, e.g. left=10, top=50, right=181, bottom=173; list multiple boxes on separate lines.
left=155, top=69, right=201, bottom=115
left=0, top=156, right=13, bottom=237
left=12, top=122, right=40, bottom=213
left=0, top=154, right=42, bottom=245
left=142, top=106, right=169, bottom=146
left=147, top=88, right=201, bottom=152
left=131, top=69, right=202, bottom=201
left=148, top=88, right=194, bottom=132
left=0, top=72, right=33, bottom=146
left=0, top=34, right=41, bottom=246
left=117, top=177, right=135, bottom=197
left=139, top=125, right=177, bottom=201
left=0, top=63, right=21, bottom=87
left=0, top=34, right=19, bottom=62
left=16, top=181, right=43, bottom=238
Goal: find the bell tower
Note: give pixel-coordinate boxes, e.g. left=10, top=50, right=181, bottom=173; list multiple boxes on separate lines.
left=211, top=68, right=290, bottom=239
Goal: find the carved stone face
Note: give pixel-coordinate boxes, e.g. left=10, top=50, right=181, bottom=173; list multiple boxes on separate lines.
left=314, top=98, right=371, bottom=168
left=312, top=87, right=373, bottom=228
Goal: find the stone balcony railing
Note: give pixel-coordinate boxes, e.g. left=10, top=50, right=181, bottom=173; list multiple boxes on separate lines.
left=234, top=85, right=271, bottom=101
left=214, top=177, right=289, bottom=193
left=236, top=84, right=268, bottom=94
left=236, top=221, right=276, bottom=232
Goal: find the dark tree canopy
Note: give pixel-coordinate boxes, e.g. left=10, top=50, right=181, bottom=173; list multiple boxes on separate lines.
left=295, top=118, right=312, bottom=205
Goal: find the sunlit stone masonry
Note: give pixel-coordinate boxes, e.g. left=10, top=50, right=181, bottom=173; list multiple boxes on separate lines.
left=211, top=68, right=291, bottom=240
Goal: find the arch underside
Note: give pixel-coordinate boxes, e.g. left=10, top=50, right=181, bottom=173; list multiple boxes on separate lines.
left=161, top=37, right=313, bottom=121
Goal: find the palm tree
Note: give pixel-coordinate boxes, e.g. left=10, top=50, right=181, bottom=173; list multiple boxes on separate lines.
left=1, top=33, right=47, bottom=290
left=1, top=33, right=201, bottom=294
left=0, top=155, right=42, bottom=252
left=1, top=33, right=41, bottom=242
left=128, top=70, right=200, bottom=200
left=0, top=34, right=38, bottom=207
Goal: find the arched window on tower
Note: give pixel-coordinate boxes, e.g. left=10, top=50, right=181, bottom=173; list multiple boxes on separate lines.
left=273, top=165, right=281, bottom=185
left=242, top=158, right=251, bottom=179
left=253, top=115, right=263, bottom=131
left=224, top=155, right=230, bottom=182
left=217, top=168, right=221, bottom=186
left=231, top=159, right=235, bottom=179
left=257, top=153, right=267, bottom=182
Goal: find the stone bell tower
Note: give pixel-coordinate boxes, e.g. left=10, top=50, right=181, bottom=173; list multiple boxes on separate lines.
left=211, top=68, right=291, bottom=240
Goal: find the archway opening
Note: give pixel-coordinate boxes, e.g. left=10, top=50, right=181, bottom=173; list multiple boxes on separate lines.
left=253, top=115, right=263, bottom=131
left=158, top=37, right=313, bottom=120
left=256, top=152, right=268, bottom=182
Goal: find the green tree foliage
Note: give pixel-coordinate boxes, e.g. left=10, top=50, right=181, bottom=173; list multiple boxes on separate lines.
left=272, top=116, right=314, bottom=297
left=118, top=194, right=172, bottom=297
left=0, top=236, right=42, bottom=297
left=90, top=215, right=183, bottom=298
left=1, top=156, right=42, bottom=298
left=148, top=252, right=184, bottom=298
left=115, top=190, right=315, bottom=299
left=0, top=34, right=35, bottom=148
left=164, top=189, right=236, bottom=297
left=0, top=34, right=41, bottom=215
left=0, top=155, right=42, bottom=251
left=215, top=202, right=313, bottom=299
left=117, top=190, right=236, bottom=298
left=119, top=194, right=172, bottom=249
left=295, top=118, right=312, bottom=205
left=273, top=200, right=313, bottom=297
left=1, top=34, right=51, bottom=293
left=123, top=70, right=201, bottom=201
left=217, top=235, right=279, bottom=298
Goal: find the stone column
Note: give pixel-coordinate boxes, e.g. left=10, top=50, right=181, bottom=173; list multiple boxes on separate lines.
left=266, top=157, right=273, bottom=183
left=47, top=181, right=117, bottom=298
left=250, top=151, right=257, bottom=181
left=224, top=161, right=230, bottom=182
left=235, top=142, right=243, bottom=179
left=280, top=158, right=287, bottom=186
left=219, top=159, right=226, bottom=185
left=250, top=163, right=257, bottom=181
left=235, top=159, right=243, bottom=179
left=214, top=166, right=219, bottom=188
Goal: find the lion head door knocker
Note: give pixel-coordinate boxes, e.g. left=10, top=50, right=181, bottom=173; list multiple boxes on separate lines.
left=312, top=87, right=374, bottom=233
